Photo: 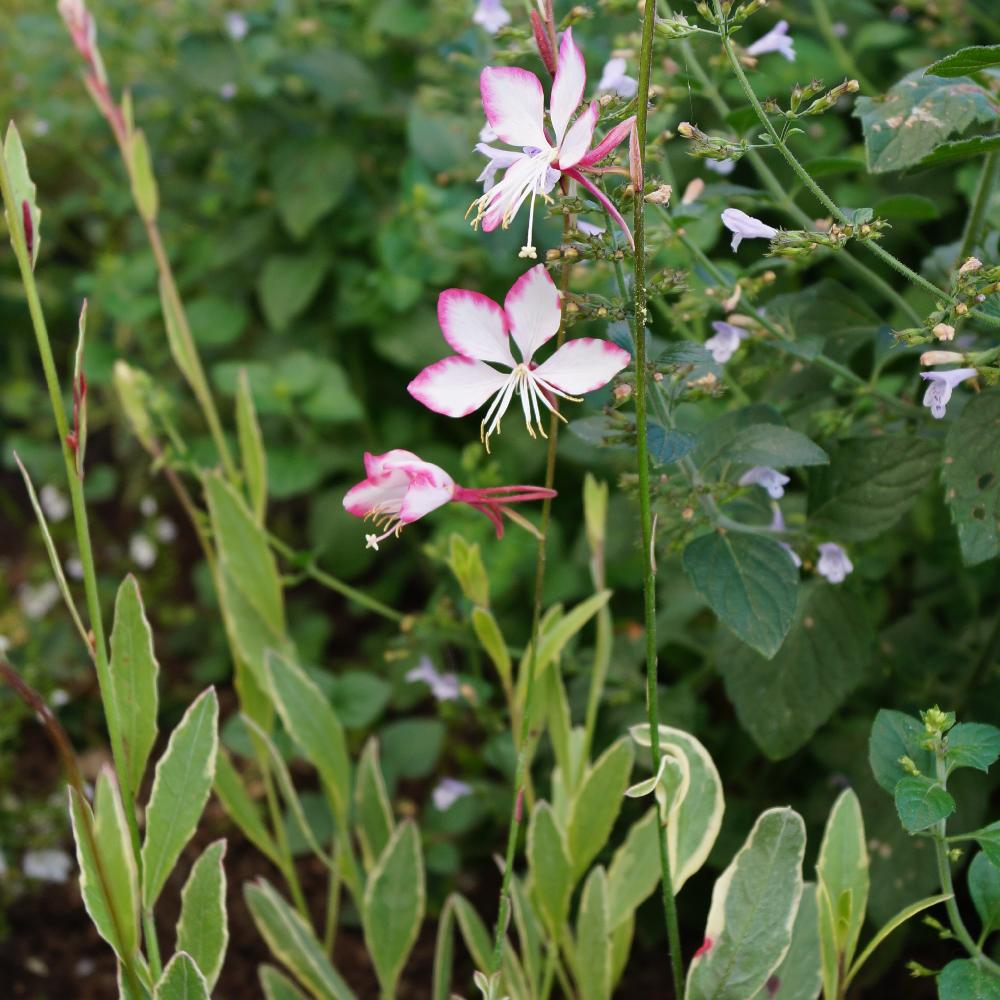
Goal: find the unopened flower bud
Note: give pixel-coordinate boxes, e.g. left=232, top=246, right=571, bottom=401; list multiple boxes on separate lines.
left=955, top=302, right=968, bottom=315
left=676, top=121, right=697, bottom=139
left=645, top=184, right=672, bottom=205
left=920, top=350, right=964, bottom=366
left=612, top=383, right=633, bottom=401
left=681, top=178, right=704, bottom=204
left=932, top=322, right=956, bottom=341
left=959, top=256, right=982, bottom=275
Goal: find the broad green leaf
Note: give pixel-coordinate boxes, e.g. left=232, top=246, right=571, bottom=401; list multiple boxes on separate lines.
left=750, top=883, right=821, bottom=1000
left=893, top=775, right=955, bottom=833
left=868, top=709, right=935, bottom=793
left=685, top=808, right=806, bottom=1000
left=142, top=688, right=219, bottom=908
left=129, top=129, right=159, bottom=221
left=648, top=424, right=697, bottom=465
left=971, top=822, right=1000, bottom=869
left=942, top=390, right=1000, bottom=566
left=807, top=435, right=940, bottom=542
left=214, top=746, right=280, bottom=865
left=270, top=140, right=355, bottom=240
left=187, top=295, right=248, bottom=348
left=264, top=650, right=351, bottom=825
left=154, top=953, right=209, bottom=1000
left=817, top=789, right=868, bottom=997
left=718, top=586, right=871, bottom=759
left=917, top=134, right=1000, bottom=168
left=938, top=959, right=1000, bottom=1000
left=3, top=122, right=41, bottom=267
left=244, top=879, right=357, bottom=1000
left=575, top=867, right=612, bottom=1000
left=379, top=718, right=444, bottom=788
left=683, top=532, right=799, bottom=659
left=363, top=820, right=425, bottom=997
left=969, top=853, right=1000, bottom=937
left=236, top=368, right=268, bottom=524
left=330, top=671, right=390, bottom=729
left=260, top=965, right=310, bottom=1000
left=874, top=193, right=941, bottom=221
left=527, top=802, right=573, bottom=934
left=567, top=737, right=634, bottom=878
left=355, top=738, right=395, bottom=870
left=607, top=809, right=662, bottom=930
left=110, top=576, right=160, bottom=799
left=176, top=840, right=228, bottom=990
left=720, top=425, right=828, bottom=470
left=449, top=893, right=492, bottom=972
left=946, top=723, right=1000, bottom=774
left=610, top=915, right=634, bottom=992
left=258, top=251, right=329, bottom=331
left=510, top=874, right=543, bottom=998
left=927, top=45, right=1000, bottom=78
left=854, top=70, right=999, bottom=172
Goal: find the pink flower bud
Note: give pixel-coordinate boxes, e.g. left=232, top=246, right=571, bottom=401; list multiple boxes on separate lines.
left=920, top=350, right=964, bottom=366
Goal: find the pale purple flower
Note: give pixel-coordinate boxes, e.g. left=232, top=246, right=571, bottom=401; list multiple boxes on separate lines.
left=704, top=320, right=748, bottom=364
left=770, top=505, right=801, bottom=568
left=23, top=848, right=73, bottom=883
left=406, top=656, right=460, bottom=702
left=66, top=557, right=84, bottom=580
left=219, top=82, right=238, bottom=100
left=473, top=0, right=511, bottom=34
left=597, top=57, right=638, bottom=100
left=920, top=368, right=977, bottom=419
left=19, top=581, right=60, bottom=620
left=154, top=518, right=178, bottom=543
left=577, top=220, right=605, bottom=236
left=140, top=495, right=158, bottom=517
left=721, top=208, right=777, bottom=252
left=739, top=466, right=790, bottom=500
left=817, top=542, right=853, bottom=584
left=432, top=778, right=472, bottom=811
left=40, top=484, right=69, bottom=522
left=224, top=12, right=249, bottom=41
left=705, top=158, right=736, bottom=176
left=129, top=534, right=156, bottom=569
left=475, top=144, right=527, bottom=192
left=832, top=22, right=849, bottom=38
left=746, top=20, right=796, bottom=61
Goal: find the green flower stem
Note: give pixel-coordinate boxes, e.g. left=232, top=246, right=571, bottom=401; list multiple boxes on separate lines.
left=634, top=0, right=685, bottom=995
left=807, top=0, right=875, bottom=94
left=957, top=150, right=999, bottom=267
left=143, top=910, right=163, bottom=980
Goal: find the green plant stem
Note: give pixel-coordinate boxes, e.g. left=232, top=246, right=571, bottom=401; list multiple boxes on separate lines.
left=634, top=1, right=685, bottom=996
left=807, top=0, right=875, bottom=94
left=957, top=150, right=999, bottom=267
left=143, top=909, right=162, bottom=980
left=323, top=862, right=342, bottom=955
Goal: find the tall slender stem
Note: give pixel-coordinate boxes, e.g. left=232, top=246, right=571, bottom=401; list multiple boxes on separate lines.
left=634, top=1, right=685, bottom=995
left=957, top=150, right=998, bottom=267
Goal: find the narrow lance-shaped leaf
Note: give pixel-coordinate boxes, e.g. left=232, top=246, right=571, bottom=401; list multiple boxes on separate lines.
left=355, top=738, right=394, bottom=871
left=176, top=840, right=228, bottom=990
left=154, top=953, right=209, bottom=1000
left=3, top=121, right=41, bottom=266
left=528, top=802, right=574, bottom=935
left=213, top=745, right=281, bottom=865
left=236, top=367, right=268, bottom=524
left=260, top=965, right=310, bottom=1000
left=72, top=300, right=88, bottom=476
left=750, top=883, right=822, bottom=1000
left=129, top=128, right=159, bottom=222
left=575, top=866, right=612, bottom=1000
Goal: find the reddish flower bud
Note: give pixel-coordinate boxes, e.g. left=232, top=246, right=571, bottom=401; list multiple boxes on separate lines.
left=530, top=10, right=557, bottom=76
left=22, top=200, right=33, bottom=260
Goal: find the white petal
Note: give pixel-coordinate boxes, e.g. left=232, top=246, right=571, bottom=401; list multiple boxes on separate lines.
left=532, top=338, right=631, bottom=393
left=480, top=66, right=548, bottom=149
left=408, top=356, right=511, bottom=417
left=504, top=264, right=561, bottom=363
left=400, top=479, right=454, bottom=523
left=550, top=28, right=586, bottom=145
left=557, top=100, right=599, bottom=170
left=438, top=288, right=515, bottom=365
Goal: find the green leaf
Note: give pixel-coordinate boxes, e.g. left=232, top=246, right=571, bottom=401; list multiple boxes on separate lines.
left=258, top=252, right=329, bottom=331
left=379, top=718, right=445, bottom=788
left=3, top=122, right=41, bottom=267
left=155, top=953, right=209, bottom=1000
left=946, top=723, right=1000, bottom=774
left=363, top=821, right=425, bottom=997
left=176, top=840, right=228, bottom=990
left=648, top=424, right=697, bottom=466
left=567, top=737, right=635, bottom=878
left=685, top=808, right=806, bottom=1000
left=129, top=129, right=159, bottom=222
left=159, top=277, right=201, bottom=394
left=110, top=576, right=160, bottom=800
left=916, top=134, right=1000, bottom=169
left=236, top=369, right=268, bottom=524
left=527, top=802, right=574, bottom=935
left=874, top=193, right=941, bottom=221
left=807, top=435, right=941, bottom=542
left=214, top=746, right=280, bottom=865
left=606, top=810, right=661, bottom=930
left=971, top=822, right=1000, bottom=869
left=472, top=607, right=512, bottom=693
left=817, top=789, right=868, bottom=997
left=510, top=874, right=544, bottom=998
left=142, top=688, right=219, bottom=908
left=260, top=965, right=310, bottom=1000
left=330, top=671, right=391, bottom=730
left=683, top=532, right=799, bottom=659
left=270, top=140, right=355, bottom=240
left=893, top=775, right=955, bottom=833
left=718, top=585, right=873, bottom=759
left=431, top=896, right=456, bottom=1000
left=355, top=738, right=395, bottom=871
left=244, top=879, right=357, bottom=1000
left=719, top=425, right=828, bottom=469
left=750, top=883, right=821, bottom=1000
left=854, top=70, right=999, bottom=172
left=868, top=709, right=935, bottom=793
left=531, top=590, right=612, bottom=679
left=575, top=867, right=612, bottom=1000
left=969, top=853, right=1000, bottom=937
left=187, top=296, right=248, bottom=348
left=927, top=45, right=1000, bottom=78
left=937, top=959, right=1000, bottom=1000
left=942, top=390, right=1000, bottom=566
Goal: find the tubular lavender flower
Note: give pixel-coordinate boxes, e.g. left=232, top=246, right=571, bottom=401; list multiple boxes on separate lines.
left=721, top=207, right=778, bottom=252
left=739, top=465, right=790, bottom=499
left=469, top=28, right=637, bottom=257
left=704, top=319, right=748, bottom=363
left=472, top=0, right=511, bottom=34
left=817, top=542, right=853, bottom=584
left=408, top=264, right=630, bottom=449
left=921, top=368, right=978, bottom=419
left=745, top=19, right=796, bottom=61
left=343, top=449, right=556, bottom=549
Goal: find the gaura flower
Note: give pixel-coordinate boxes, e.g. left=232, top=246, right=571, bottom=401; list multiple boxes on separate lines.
left=473, top=0, right=511, bottom=34
left=470, top=28, right=637, bottom=257
left=406, top=656, right=460, bottom=701
left=343, top=449, right=556, bottom=549
left=721, top=208, right=777, bottom=252
left=408, top=265, right=631, bottom=449
left=704, top=320, right=748, bottom=364
left=597, top=57, right=638, bottom=99
left=746, top=20, right=796, bottom=61
left=920, top=368, right=977, bottom=419
left=739, top=466, right=789, bottom=499
left=816, top=542, right=853, bottom=584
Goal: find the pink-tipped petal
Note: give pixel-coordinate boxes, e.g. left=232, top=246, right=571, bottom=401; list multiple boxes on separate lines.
left=364, top=449, right=420, bottom=477
left=577, top=115, right=635, bottom=167
left=480, top=66, right=548, bottom=149
left=533, top=338, right=631, bottom=393
left=504, top=264, right=562, bottom=363
left=566, top=168, right=634, bottom=248
left=399, top=480, right=454, bottom=524
left=557, top=100, right=599, bottom=169
left=438, top=289, right=515, bottom=365
left=343, top=471, right=408, bottom=517
left=550, top=28, right=586, bottom=145
left=408, top=356, right=510, bottom=418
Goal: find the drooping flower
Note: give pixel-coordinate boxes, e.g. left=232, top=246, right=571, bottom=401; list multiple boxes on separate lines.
left=470, top=28, right=637, bottom=257
left=473, top=0, right=511, bottom=34
left=597, top=57, right=638, bottom=99
left=816, top=542, right=853, bottom=584
left=746, top=20, right=796, bottom=61
left=739, top=466, right=790, bottom=499
left=704, top=320, right=748, bottom=364
left=770, top=505, right=801, bottom=568
left=406, top=656, right=460, bottom=701
left=433, top=778, right=473, bottom=811
left=721, top=208, right=777, bottom=252
left=408, top=265, right=631, bottom=449
left=705, top=158, right=736, bottom=176
left=343, top=449, right=556, bottom=549
left=920, top=368, right=977, bottom=419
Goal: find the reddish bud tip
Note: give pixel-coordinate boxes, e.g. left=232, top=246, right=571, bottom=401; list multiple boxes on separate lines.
left=21, top=201, right=33, bottom=258
left=694, top=936, right=713, bottom=958
left=530, top=11, right=557, bottom=76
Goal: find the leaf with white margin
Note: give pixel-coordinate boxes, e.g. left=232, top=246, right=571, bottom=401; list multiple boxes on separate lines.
left=750, top=883, right=821, bottom=1000
left=176, top=840, right=228, bottom=990
left=685, top=807, right=806, bottom=1000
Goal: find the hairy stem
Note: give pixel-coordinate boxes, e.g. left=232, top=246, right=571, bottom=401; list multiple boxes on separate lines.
left=957, top=150, right=998, bottom=268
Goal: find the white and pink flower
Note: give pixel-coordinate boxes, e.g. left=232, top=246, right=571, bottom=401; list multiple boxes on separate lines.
left=470, top=28, right=636, bottom=257
left=408, top=265, right=631, bottom=449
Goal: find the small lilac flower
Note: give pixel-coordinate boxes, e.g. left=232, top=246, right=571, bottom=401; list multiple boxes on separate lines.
left=219, top=82, right=238, bottom=100
left=817, top=542, right=853, bottom=584
left=23, top=848, right=73, bottom=883
left=704, top=320, right=748, bottom=364
left=832, top=22, right=849, bottom=38
left=19, top=581, right=60, bottom=620
left=224, top=12, right=249, bottom=41
left=739, top=466, right=790, bottom=500
left=577, top=220, right=605, bottom=236
left=406, top=656, right=460, bottom=701
left=921, top=368, right=977, bottom=419
left=770, top=505, right=801, bottom=568
left=40, top=484, right=69, bottom=522
left=705, top=158, right=736, bottom=176
left=746, top=20, right=796, bottom=61
left=432, top=778, right=473, bottom=811
left=721, top=208, right=777, bottom=252
left=597, top=57, right=638, bottom=100
left=129, top=534, right=157, bottom=569
left=66, top=557, right=84, bottom=580
left=473, top=0, right=511, bottom=34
